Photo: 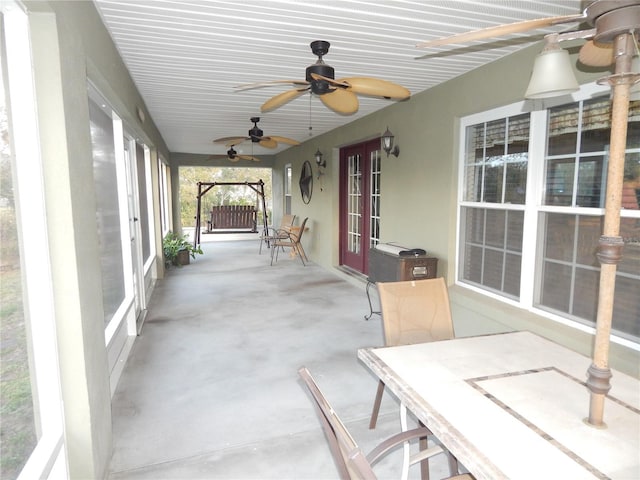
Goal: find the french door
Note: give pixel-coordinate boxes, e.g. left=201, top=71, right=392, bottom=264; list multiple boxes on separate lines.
left=339, top=138, right=381, bottom=274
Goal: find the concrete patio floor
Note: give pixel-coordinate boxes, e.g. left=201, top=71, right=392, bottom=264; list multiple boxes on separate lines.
left=108, top=234, right=454, bottom=479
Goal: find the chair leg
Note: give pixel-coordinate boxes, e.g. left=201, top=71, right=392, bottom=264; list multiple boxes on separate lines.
left=446, top=452, right=459, bottom=477
left=419, top=436, right=431, bottom=480
left=369, top=380, right=385, bottom=429
left=298, top=243, right=308, bottom=262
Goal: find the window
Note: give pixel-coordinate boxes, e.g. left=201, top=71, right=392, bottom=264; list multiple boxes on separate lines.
left=284, top=164, right=292, bottom=215
left=459, top=87, right=640, bottom=344
left=459, top=114, right=529, bottom=300
left=1, top=2, right=66, bottom=477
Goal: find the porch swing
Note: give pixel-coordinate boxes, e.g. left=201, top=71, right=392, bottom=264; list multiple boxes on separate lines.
left=193, top=180, right=268, bottom=247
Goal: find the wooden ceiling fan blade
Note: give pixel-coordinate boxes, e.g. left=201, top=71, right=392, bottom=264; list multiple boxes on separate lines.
left=214, top=136, right=248, bottom=145
left=238, top=155, right=261, bottom=162
left=579, top=40, right=614, bottom=67
left=337, top=77, right=410, bottom=100
left=309, top=73, right=350, bottom=88
left=416, top=13, right=585, bottom=48
left=320, top=89, right=359, bottom=115
left=261, top=88, right=308, bottom=113
left=259, top=138, right=278, bottom=148
left=268, top=135, right=300, bottom=146
left=235, top=79, right=309, bottom=91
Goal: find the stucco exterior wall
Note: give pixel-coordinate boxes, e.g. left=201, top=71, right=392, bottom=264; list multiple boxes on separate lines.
left=274, top=43, right=639, bottom=378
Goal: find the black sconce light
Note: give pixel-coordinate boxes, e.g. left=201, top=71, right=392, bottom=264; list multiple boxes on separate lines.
left=315, top=148, right=326, bottom=190
left=381, top=127, right=399, bottom=157
left=314, top=148, right=326, bottom=168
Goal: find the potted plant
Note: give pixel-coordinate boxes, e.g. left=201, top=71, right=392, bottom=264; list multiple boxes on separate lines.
left=163, top=232, right=203, bottom=267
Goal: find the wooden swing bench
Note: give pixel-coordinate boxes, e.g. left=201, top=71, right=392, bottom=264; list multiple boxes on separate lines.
left=207, top=205, right=257, bottom=233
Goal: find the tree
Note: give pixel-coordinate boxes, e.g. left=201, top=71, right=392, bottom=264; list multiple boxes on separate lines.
left=179, top=166, right=272, bottom=227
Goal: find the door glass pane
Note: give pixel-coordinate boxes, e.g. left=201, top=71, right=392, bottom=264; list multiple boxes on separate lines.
left=136, top=143, right=151, bottom=263
left=88, top=96, right=125, bottom=325
left=347, top=153, right=362, bottom=254
left=369, top=150, right=381, bottom=248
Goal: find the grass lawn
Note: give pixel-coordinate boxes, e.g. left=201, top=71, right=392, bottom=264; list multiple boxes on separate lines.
left=1, top=206, right=36, bottom=479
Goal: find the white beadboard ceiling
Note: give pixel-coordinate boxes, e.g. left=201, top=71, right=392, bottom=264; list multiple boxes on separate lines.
left=93, top=0, right=584, bottom=156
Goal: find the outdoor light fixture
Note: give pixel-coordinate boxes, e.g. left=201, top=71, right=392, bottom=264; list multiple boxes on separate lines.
left=525, top=34, right=579, bottom=99
left=314, top=148, right=325, bottom=168
left=381, top=127, right=399, bottom=157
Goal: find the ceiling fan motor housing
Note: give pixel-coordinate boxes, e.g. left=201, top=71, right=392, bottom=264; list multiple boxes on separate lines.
left=248, top=126, right=264, bottom=141
left=306, top=63, right=335, bottom=94
left=248, top=116, right=263, bottom=141
left=589, top=1, right=640, bottom=43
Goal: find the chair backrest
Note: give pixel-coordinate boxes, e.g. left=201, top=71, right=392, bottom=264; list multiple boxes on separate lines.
left=280, top=214, right=296, bottom=230
left=377, top=277, right=454, bottom=347
left=292, top=217, right=308, bottom=243
left=298, top=367, right=376, bottom=480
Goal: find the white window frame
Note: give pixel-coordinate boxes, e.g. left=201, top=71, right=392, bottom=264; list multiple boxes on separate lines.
left=158, top=157, right=171, bottom=237
left=3, top=1, right=66, bottom=477
left=457, top=82, right=639, bottom=351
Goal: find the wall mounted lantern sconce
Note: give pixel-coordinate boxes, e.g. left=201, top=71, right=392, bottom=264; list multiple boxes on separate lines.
left=315, top=148, right=326, bottom=190
left=314, top=148, right=325, bottom=169
left=381, top=127, right=399, bottom=157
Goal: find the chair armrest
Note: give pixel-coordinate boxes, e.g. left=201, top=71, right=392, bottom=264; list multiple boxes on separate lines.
left=273, top=227, right=296, bottom=240
left=366, top=426, right=441, bottom=466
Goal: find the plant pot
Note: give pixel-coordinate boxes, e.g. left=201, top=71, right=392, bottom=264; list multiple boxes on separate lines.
left=175, top=249, right=190, bottom=266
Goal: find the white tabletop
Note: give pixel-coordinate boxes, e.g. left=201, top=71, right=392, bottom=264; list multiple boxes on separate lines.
left=358, top=331, right=640, bottom=480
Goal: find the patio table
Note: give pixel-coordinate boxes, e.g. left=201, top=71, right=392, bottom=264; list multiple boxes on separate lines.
left=358, top=331, right=639, bottom=480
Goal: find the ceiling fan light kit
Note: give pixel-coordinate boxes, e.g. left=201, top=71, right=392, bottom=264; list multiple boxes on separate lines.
left=525, top=37, right=579, bottom=99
